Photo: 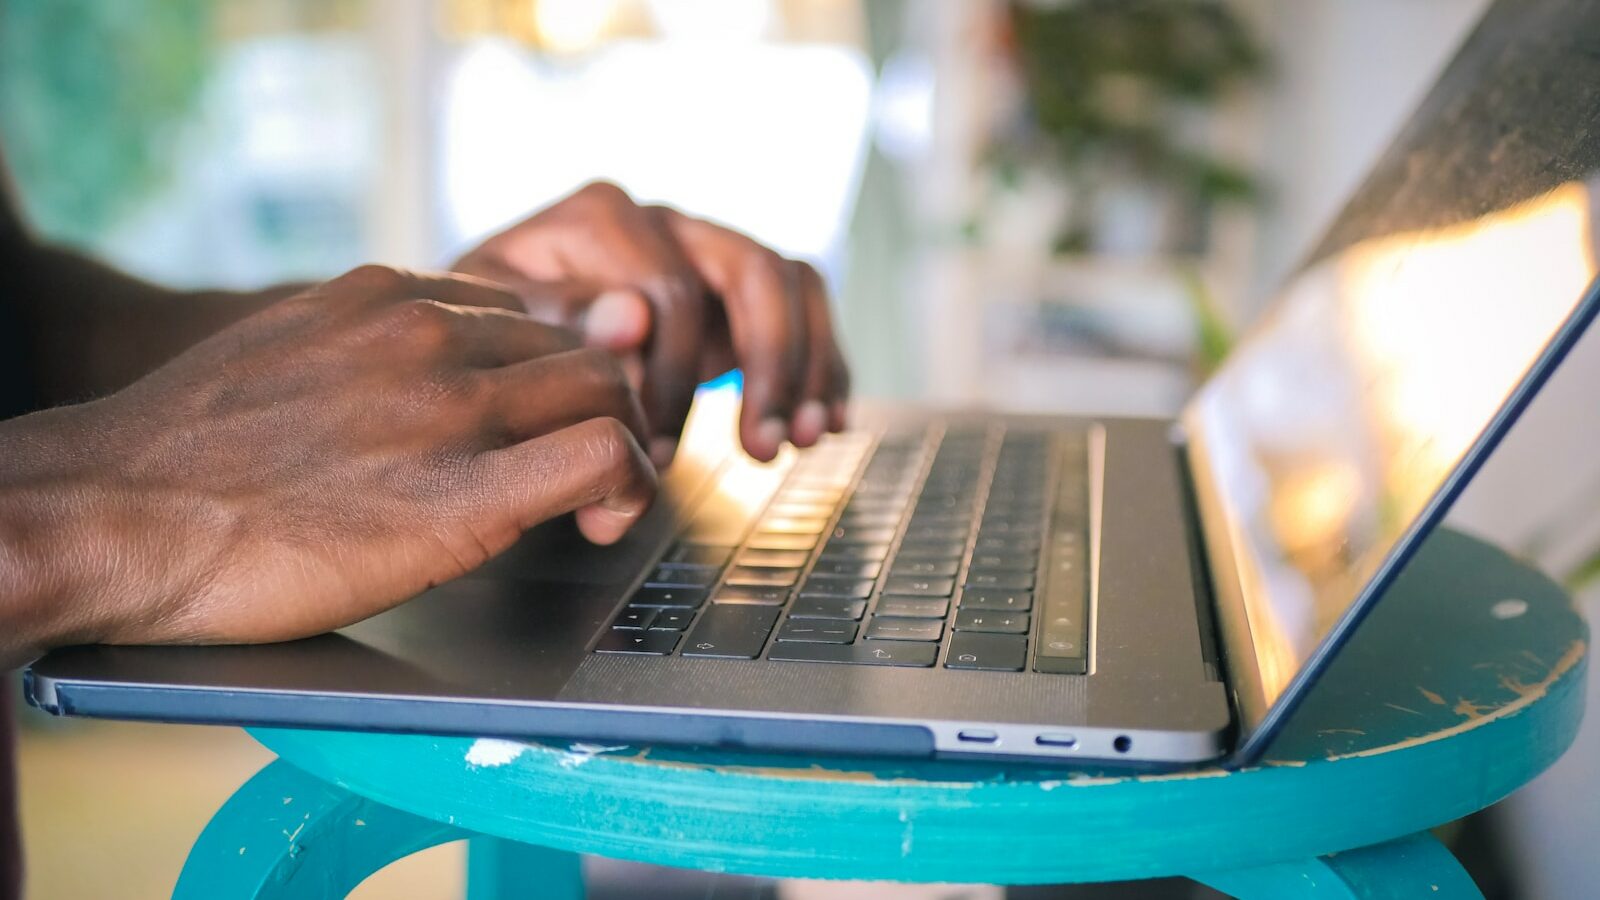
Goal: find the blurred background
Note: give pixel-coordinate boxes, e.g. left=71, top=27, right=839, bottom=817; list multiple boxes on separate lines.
left=3, top=0, right=1597, bottom=897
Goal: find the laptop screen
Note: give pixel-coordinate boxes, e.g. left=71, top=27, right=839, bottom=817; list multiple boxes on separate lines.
left=1181, top=0, right=1600, bottom=742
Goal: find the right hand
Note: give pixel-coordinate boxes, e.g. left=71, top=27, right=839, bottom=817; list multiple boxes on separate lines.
left=0, top=264, right=657, bottom=663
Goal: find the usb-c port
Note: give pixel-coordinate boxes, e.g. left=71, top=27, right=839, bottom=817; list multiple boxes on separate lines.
left=1035, top=733, right=1077, bottom=749
left=957, top=729, right=998, bottom=744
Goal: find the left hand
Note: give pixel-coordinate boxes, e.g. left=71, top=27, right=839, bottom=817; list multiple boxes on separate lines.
left=453, top=181, right=850, bottom=465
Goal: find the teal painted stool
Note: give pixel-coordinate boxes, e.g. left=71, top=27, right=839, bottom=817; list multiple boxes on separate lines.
left=174, top=531, right=1587, bottom=898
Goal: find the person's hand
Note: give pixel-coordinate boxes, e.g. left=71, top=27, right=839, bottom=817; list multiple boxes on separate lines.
left=0, top=265, right=656, bottom=663
left=453, top=181, right=851, bottom=465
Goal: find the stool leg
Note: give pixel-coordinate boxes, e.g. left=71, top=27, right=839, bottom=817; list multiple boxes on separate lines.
left=466, top=836, right=585, bottom=900
left=175, top=758, right=468, bottom=900
left=1190, top=831, right=1482, bottom=899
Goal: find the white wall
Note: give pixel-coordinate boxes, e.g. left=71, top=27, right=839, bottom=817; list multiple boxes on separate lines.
left=1250, top=0, right=1491, bottom=303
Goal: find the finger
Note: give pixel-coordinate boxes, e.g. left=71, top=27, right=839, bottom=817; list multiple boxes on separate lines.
left=472, top=416, right=658, bottom=545
left=487, top=348, right=650, bottom=449
left=459, top=273, right=652, bottom=355
left=580, top=287, right=653, bottom=352
left=653, top=208, right=808, bottom=461
left=328, top=264, right=526, bottom=313
left=447, top=306, right=583, bottom=367
left=631, top=258, right=707, bottom=467
left=789, top=260, right=852, bottom=442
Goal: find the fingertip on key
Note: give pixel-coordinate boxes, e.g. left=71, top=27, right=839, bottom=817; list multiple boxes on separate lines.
left=791, top=400, right=827, bottom=447
left=754, top=416, right=788, bottom=460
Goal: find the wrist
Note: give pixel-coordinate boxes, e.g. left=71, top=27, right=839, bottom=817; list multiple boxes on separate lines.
left=0, top=404, right=113, bottom=666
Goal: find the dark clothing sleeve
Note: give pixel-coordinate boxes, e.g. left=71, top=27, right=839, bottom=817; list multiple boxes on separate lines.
left=0, top=167, right=39, bottom=422
left=1, top=156, right=35, bottom=900
left=0, top=186, right=28, bottom=900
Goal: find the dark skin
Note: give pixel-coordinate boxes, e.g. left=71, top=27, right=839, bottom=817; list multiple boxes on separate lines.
left=0, top=181, right=851, bottom=670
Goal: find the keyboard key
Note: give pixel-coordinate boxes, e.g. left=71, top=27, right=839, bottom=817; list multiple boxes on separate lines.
left=761, top=516, right=829, bottom=535
left=650, top=609, right=695, bottom=631
left=976, top=535, right=1039, bottom=554
left=954, top=610, right=1030, bottom=634
left=965, top=572, right=1036, bottom=590
left=865, top=617, right=945, bottom=642
left=779, top=488, right=842, bottom=504
left=631, top=586, right=708, bottom=609
left=769, top=642, right=937, bottom=667
left=665, top=543, right=734, bottom=567
left=829, top=525, right=898, bottom=545
left=845, top=496, right=912, bottom=513
left=680, top=605, right=780, bottom=658
left=968, top=552, right=1038, bottom=572
left=776, top=620, right=857, bottom=644
left=612, top=606, right=657, bottom=629
left=799, top=577, right=876, bottom=599
left=646, top=564, right=719, bottom=587
left=882, top=576, right=956, bottom=597
left=818, top=543, right=892, bottom=561
left=747, top=532, right=820, bottom=551
left=789, top=598, right=868, bottom=620
left=946, top=633, right=1027, bottom=671
left=811, top=559, right=882, bottom=579
left=836, top=511, right=902, bottom=528
left=889, top=559, right=960, bottom=578
left=977, top=519, right=1042, bottom=537
left=595, top=629, right=680, bottom=655
left=737, top=549, right=811, bottom=568
left=875, top=597, right=949, bottom=618
left=960, top=589, right=1033, bottom=612
left=725, top=566, right=801, bottom=587
left=903, top=525, right=969, bottom=543
left=895, top=541, right=966, bottom=561
left=768, top=502, right=835, bottom=520
left=714, top=585, right=790, bottom=605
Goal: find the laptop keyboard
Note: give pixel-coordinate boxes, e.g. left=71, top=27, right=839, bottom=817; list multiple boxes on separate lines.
left=593, top=425, right=1090, bottom=675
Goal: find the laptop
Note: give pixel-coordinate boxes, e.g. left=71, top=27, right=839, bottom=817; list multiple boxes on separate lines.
left=23, top=0, right=1600, bottom=767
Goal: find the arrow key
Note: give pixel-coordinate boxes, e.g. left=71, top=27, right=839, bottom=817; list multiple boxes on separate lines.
left=594, top=629, right=680, bottom=655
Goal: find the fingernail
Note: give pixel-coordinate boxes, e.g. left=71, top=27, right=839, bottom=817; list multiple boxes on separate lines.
left=793, top=400, right=827, bottom=445
left=649, top=436, right=678, bottom=468
left=757, top=417, right=788, bottom=455
left=585, top=290, right=649, bottom=348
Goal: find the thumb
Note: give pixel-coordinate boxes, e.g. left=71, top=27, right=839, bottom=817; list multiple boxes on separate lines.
left=581, top=288, right=653, bottom=352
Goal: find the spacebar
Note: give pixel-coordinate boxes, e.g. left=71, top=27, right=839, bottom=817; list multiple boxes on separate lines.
left=769, top=642, right=937, bottom=667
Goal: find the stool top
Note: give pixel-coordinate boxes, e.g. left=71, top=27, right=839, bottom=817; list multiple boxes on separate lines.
left=252, top=530, right=1587, bottom=885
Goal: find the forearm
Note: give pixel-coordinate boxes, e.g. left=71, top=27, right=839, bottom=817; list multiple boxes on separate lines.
left=0, top=405, right=105, bottom=668
left=17, top=242, right=306, bottom=404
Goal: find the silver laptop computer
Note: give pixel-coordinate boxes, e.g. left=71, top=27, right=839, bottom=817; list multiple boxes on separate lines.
left=24, top=0, right=1600, bottom=767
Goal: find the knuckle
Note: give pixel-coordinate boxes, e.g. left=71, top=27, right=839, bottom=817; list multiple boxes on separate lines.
left=645, top=271, right=703, bottom=311
left=594, top=415, right=633, bottom=450
left=573, top=179, right=633, bottom=209
left=386, top=299, right=457, bottom=347
left=792, top=258, right=824, bottom=289
left=342, top=263, right=408, bottom=293
left=588, top=417, right=643, bottom=473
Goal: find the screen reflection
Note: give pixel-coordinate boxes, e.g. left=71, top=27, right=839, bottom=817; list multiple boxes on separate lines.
left=1182, top=0, right=1600, bottom=713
